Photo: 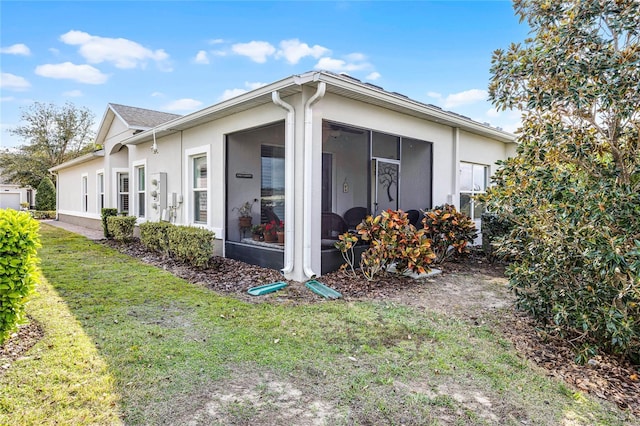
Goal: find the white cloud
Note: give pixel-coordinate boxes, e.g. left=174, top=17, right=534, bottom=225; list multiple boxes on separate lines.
left=231, top=41, right=275, bottom=63
left=0, top=72, right=31, bottom=91
left=60, top=30, right=171, bottom=70
left=443, top=89, right=487, bottom=108
left=49, top=47, right=60, bottom=55
left=208, top=38, right=225, bottom=45
left=315, top=57, right=371, bottom=73
left=35, top=62, right=109, bottom=84
left=219, top=88, right=247, bottom=101
left=194, top=50, right=209, bottom=64
left=63, top=89, right=83, bottom=97
left=218, top=81, right=267, bottom=101
left=276, top=39, right=330, bottom=64
left=151, top=91, right=164, bottom=97
left=485, top=107, right=501, bottom=118
left=0, top=43, right=31, bottom=56
left=345, top=52, right=366, bottom=62
left=163, top=98, right=202, bottom=111
left=481, top=108, right=522, bottom=134
left=427, top=91, right=442, bottom=100
left=366, top=72, right=381, bottom=81
left=1, top=96, right=16, bottom=102
left=245, top=81, right=267, bottom=90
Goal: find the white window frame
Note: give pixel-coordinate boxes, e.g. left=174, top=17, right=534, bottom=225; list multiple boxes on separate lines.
left=459, top=162, right=489, bottom=223
left=185, top=145, right=210, bottom=226
left=113, top=168, right=129, bottom=214
left=133, top=160, right=146, bottom=219
left=96, top=169, right=105, bottom=212
left=81, top=173, right=88, bottom=212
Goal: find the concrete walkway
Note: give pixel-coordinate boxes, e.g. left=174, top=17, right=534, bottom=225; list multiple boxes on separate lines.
left=42, top=220, right=105, bottom=241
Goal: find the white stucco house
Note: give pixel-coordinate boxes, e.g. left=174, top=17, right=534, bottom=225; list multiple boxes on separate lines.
left=50, top=71, right=516, bottom=282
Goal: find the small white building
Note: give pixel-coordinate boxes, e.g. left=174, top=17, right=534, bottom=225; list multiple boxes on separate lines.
left=0, top=183, right=35, bottom=210
left=51, top=71, right=516, bottom=281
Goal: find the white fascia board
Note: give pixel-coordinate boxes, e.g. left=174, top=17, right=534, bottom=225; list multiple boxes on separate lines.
left=49, top=150, right=105, bottom=172
left=95, top=106, right=116, bottom=145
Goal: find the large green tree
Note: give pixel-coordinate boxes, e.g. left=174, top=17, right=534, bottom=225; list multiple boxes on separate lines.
left=484, top=0, right=640, bottom=362
left=1, top=102, right=96, bottom=188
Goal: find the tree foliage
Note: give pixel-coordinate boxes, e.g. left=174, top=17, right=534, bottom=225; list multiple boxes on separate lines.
left=1, top=102, right=95, bottom=188
left=483, top=0, right=640, bottom=362
left=35, top=177, right=56, bottom=211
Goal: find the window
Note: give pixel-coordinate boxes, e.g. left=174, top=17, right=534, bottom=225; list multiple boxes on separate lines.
left=459, top=162, right=488, bottom=222
left=261, top=145, right=285, bottom=223
left=97, top=172, right=104, bottom=211
left=193, top=156, right=207, bottom=223
left=118, top=172, right=129, bottom=214
left=82, top=174, right=88, bottom=212
left=136, top=165, right=145, bottom=218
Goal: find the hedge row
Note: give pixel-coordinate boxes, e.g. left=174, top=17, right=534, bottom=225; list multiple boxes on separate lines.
left=0, top=209, right=41, bottom=344
left=106, top=216, right=137, bottom=242
left=139, top=222, right=215, bottom=268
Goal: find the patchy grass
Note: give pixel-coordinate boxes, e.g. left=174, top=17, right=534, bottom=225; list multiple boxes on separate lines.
left=0, top=223, right=634, bottom=425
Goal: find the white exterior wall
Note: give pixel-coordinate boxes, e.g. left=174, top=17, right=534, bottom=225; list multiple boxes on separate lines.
left=459, top=130, right=514, bottom=178
left=57, top=158, right=104, bottom=219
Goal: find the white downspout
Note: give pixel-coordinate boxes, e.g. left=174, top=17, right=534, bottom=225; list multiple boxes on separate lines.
left=451, top=127, right=460, bottom=207
left=303, top=82, right=326, bottom=279
left=272, top=91, right=295, bottom=275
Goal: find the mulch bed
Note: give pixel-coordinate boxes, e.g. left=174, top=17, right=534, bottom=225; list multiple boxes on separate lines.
left=0, top=319, right=44, bottom=377
left=2, top=238, right=638, bottom=417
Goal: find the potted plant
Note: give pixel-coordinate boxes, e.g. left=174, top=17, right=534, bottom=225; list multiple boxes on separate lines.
left=251, top=224, right=264, bottom=241
left=263, top=221, right=276, bottom=242
left=234, top=200, right=255, bottom=228
left=275, top=221, right=285, bottom=243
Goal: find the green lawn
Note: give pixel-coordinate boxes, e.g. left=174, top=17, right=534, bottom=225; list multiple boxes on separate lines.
left=0, top=224, right=635, bottom=425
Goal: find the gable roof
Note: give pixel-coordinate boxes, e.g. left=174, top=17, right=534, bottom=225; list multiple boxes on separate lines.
left=95, top=103, right=182, bottom=146
left=124, top=70, right=516, bottom=146
left=108, top=103, right=182, bottom=129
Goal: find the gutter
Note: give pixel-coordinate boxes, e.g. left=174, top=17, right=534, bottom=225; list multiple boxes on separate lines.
left=49, top=150, right=105, bottom=172
left=302, top=81, right=326, bottom=279
left=271, top=91, right=295, bottom=276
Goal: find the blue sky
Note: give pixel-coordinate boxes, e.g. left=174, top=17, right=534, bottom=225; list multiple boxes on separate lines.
left=0, top=1, right=529, bottom=149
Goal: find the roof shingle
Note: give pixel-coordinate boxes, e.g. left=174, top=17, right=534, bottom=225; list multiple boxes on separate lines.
left=109, top=103, right=181, bottom=129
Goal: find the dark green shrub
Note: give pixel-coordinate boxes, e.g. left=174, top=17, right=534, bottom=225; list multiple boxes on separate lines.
left=167, top=225, right=215, bottom=268
left=0, top=209, right=41, bottom=344
left=31, top=210, right=57, bottom=220
left=35, top=177, right=56, bottom=211
left=139, top=221, right=172, bottom=257
left=101, top=208, right=118, bottom=238
left=336, top=209, right=434, bottom=281
left=106, top=216, right=136, bottom=242
left=421, top=204, right=477, bottom=264
left=480, top=212, right=512, bottom=262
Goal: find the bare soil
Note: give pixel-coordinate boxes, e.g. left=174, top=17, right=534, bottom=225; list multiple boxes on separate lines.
left=3, top=238, right=639, bottom=423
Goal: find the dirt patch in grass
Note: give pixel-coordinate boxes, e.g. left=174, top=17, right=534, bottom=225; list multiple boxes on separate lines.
left=152, top=368, right=337, bottom=426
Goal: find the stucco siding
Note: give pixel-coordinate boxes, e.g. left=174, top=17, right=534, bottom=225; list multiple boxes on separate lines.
left=56, top=157, right=104, bottom=219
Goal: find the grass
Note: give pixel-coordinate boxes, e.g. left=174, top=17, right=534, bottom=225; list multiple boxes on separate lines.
left=0, top=223, right=635, bottom=425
